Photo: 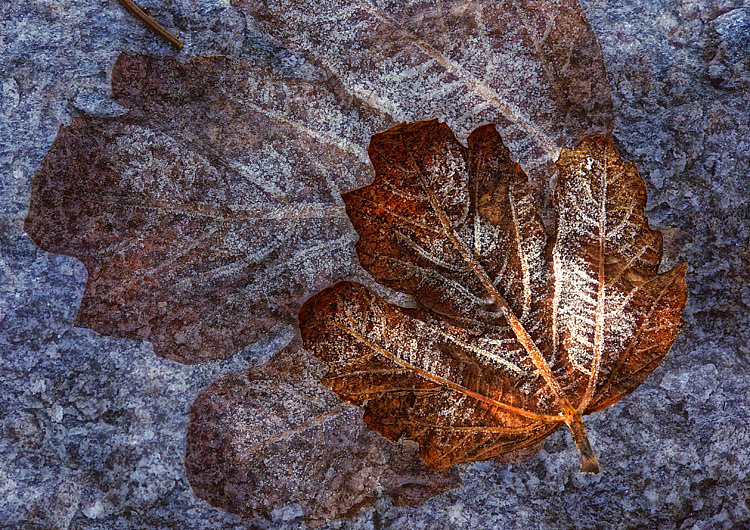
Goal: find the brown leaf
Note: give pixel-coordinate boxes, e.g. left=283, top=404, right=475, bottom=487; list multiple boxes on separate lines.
left=185, top=339, right=460, bottom=526
left=24, top=53, right=392, bottom=363
left=235, top=0, right=613, bottom=204
left=299, top=120, right=688, bottom=473
left=25, top=0, right=612, bottom=363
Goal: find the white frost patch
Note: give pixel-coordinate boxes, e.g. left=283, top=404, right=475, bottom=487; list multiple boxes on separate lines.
left=553, top=146, right=647, bottom=374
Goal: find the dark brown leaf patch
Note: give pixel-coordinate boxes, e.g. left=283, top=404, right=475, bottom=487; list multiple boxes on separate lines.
left=25, top=53, right=392, bottom=363
left=185, top=340, right=460, bottom=526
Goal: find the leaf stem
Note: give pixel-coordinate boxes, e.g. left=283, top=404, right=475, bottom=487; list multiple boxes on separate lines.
left=119, top=0, right=183, bottom=49
left=566, top=415, right=600, bottom=473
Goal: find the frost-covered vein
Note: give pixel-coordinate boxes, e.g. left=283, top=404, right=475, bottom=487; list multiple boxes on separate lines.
left=605, top=198, right=638, bottom=240
left=356, top=0, right=557, bottom=155
left=307, top=154, right=346, bottom=206
left=483, top=336, right=519, bottom=347
left=590, top=276, right=681, bottom=407
left=582, top=164, right=608, bottom=411
left=216, top=86, right=369, bottom=162
left=170, top=228, right=294, bottom=292
left=378, top=176, right=429, bottom=202
left=603, top=269, right=664, bottom=320
left=271, top=233, right=357, bottom=273
left=565, top=194, right=599, bottom=226
left=606, top=237, right=656, bottom=288
left=326, top=317, right=558, bottom=421
left=515, top=7, right=562, bottom=120
left=149, top=125, right=290, bottom=200
left=434, top=0, right=452, bottom=51
left=231, top=232, right=357, bottom=295
left=573, top=265, right=599, bottom=285
left=573, top=336, right=595, bottom=350
left=112, top=226, right=220, bottom=294
left=102, top=217, right=163, bottom=256
left=508, top=190, right=532, bottom=318
left=581, top=171, right=598, bottom=205
left=394, top=230, right=470, bottom=272
left=525, top=317, right=545, bottom=336
left=381, top=255, right=491, bottom=307
left=92, top=195, right=345, bottom=222
left=577, top=315, right=598, bottom=328
left=236, top=404, right=352, bottom=459
left=491, top=248, right=512, bottom=290
left=91, top=195, right=347, bottom=294
left=472, top=4, right=495, bottom=66
left=418, top=320, right=528, bottom=377
left=176, top=233, right=354, bottom=339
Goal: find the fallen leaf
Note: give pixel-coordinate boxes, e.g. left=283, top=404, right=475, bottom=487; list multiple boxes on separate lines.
left=236, top=0, right=613, bottom=204
left=299, top=120, right=688, bottom=472
left=24, top=53, right=392, bottom=363
left=25, top=0, right=612, bottom=363
left=185, top=339, right=460, bottom=526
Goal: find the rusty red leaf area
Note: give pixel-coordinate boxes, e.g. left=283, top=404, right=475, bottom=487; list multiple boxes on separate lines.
left=185, top=339, right=460, bottom=526
left=299, top=120, right=688, bottom=473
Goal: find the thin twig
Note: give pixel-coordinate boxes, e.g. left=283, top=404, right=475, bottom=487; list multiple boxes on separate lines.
left=119, top=0, right=183, bottom=49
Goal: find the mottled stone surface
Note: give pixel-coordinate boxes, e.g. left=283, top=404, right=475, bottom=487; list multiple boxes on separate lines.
left=1, top=1, right=748, bottom=530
